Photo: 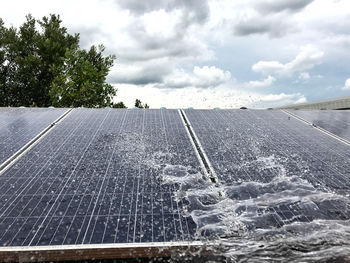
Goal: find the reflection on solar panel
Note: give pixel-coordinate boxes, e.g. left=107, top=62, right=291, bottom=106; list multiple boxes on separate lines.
left=0, top=109, right=201, bottom=247
left=0, top=108, right=68, bottom=166
left=289, top=110, right=350, bottom=141
left=185, top=109, right=350, bottom=231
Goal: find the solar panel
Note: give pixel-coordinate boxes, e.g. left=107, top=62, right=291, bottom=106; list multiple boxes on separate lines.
left=0, top=108, right=68, bottom=166
left=288, top=110, right=350, bottom=141
left=0, top=109, right=202, bottom=247
left=2, top=108, right=350, bottom=261
left=184, top=109, right=350, bottom=231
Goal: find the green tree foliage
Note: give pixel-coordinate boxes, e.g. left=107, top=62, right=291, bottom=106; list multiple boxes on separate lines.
left=50, top=45, right=116, bottom=107
left=0, top=14, right=117, bottom=107
left=112, top=101, right=127, bottom=108
left=135, top=99, right=149, bottom=109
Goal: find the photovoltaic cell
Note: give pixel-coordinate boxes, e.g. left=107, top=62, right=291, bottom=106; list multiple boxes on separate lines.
left=289, top=110, right=350, bottom=141
left=185, top=109, right=350, bottom=229
left=0, top=108, right=68, bottom=166
left=0, top=109, right=201, bottom=247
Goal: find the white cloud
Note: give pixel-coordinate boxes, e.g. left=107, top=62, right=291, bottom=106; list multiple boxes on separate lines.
left=299, top=72, right=310, bottom=80
left=342, top=78, right=350, bottom=90
left=255, top=92, right=307, bottom=107
left=245, top=76, right=276, bottom=88
left=2, top=0, right=350, bottom=107
left=251, top=61, right=285, bottom=75
left=252, top=44, right=324, bottom=77
left=114, top=84, right=306, bottom=109
left=324, top=34, right=350, bottom=47
left=295, top=97, right=307, bottom=104
left=159, top=66, right=231, bottom=89
left=102, top=6, right=214, bottom=86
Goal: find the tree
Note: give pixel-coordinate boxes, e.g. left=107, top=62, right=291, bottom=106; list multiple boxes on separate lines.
left=135, top=99, right=149, bottom=109
left=0, top=18, right=18, bottom=106
left=0, top=14, right=118, bottom=107
left=0, top=19, right=7, bottom=105
left=135, top=99, right=142, bottom=108
left=36, top=14, right=79, bottom=106
left=112, top=101, right=127, bottom=108
left=50, top=45, right=116, bottom=107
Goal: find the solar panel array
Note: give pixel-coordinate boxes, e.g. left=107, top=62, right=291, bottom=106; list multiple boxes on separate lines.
left=0, top=109, right=199, bottom=246
left=289, top=110, right=350, bottom=141
left=185, top=109, right=350, bottom=229
left=0, top=108, right=68, bottom=165
left=1, top=108, right=350, bottom=252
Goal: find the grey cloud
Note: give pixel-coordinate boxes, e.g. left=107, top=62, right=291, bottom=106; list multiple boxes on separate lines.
left=233, top=17, right=294, bottom=37
left=116, top=0, right=165, bottom=14
left=107, top=0, right=211, bottom=85
left=108, top=62, right=173, bottom=85
left=118, top=42, right=202, bottom=63
left=117, top=0, right=209, bottom=25
left=71, top=0, right=211, bottom=87
left=255, top=0, right=314, bottom=14
left=69, top=26, right=108, bottom=49
left=109, top=10, right=212, bottom=85
left=72, top=18, right=211, bottom=86
left=111, top=74, right=162, bottom=85
left=232, top=0, right=312, bottom=38
left=119, top=21, right=204, bottom=63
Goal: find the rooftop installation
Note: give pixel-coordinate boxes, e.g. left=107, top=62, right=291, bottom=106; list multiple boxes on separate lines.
left=0, top=108, right=350, bottom=262
left=277, top=95, right=350, bottom=110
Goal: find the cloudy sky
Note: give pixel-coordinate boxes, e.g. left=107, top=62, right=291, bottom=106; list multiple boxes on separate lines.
left=2, top=0, right=350, bottom=108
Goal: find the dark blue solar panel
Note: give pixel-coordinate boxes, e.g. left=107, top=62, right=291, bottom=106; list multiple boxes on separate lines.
left=0, top=109, right=201, bottom=246
left=0, top=108, right=68, bottom=166
left=289, top=110, right=350, bottom=141
left=185, top=109, right=350, bottom=230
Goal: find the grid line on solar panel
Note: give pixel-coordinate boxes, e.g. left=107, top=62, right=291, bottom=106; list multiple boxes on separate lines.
left=30, top=110, right=116, bottom=246
left=0, top=108, right=68, bottom=167
left=0, top=111, right=92, bottom=216
left=187, top=110, right=350, bottom=190
left=184, top=109, right=350, bottom=228
left=0, top=109, right=202, bottom=247
left=0, top=110, right=105, bottom=246
left=2, top=109, right=124, bottom=245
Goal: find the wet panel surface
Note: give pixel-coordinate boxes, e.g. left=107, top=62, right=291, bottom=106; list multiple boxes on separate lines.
left=184, top=109, right=350, bottom=260
left=0, top=108, right=68, bottom=165
left=0, top=109, right=202, bottom=246
left=290, top=110, right=350, bottom=141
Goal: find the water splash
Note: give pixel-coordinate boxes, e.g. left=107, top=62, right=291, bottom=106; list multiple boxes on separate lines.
left=159, top=154, right=350, bottom=262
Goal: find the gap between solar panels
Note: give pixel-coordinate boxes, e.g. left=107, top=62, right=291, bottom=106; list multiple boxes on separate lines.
left=281, top=109, right=350, bottom=147
left=178, top=109, right=220, bottom=187
left=0, top=108, right=73, bottom=175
